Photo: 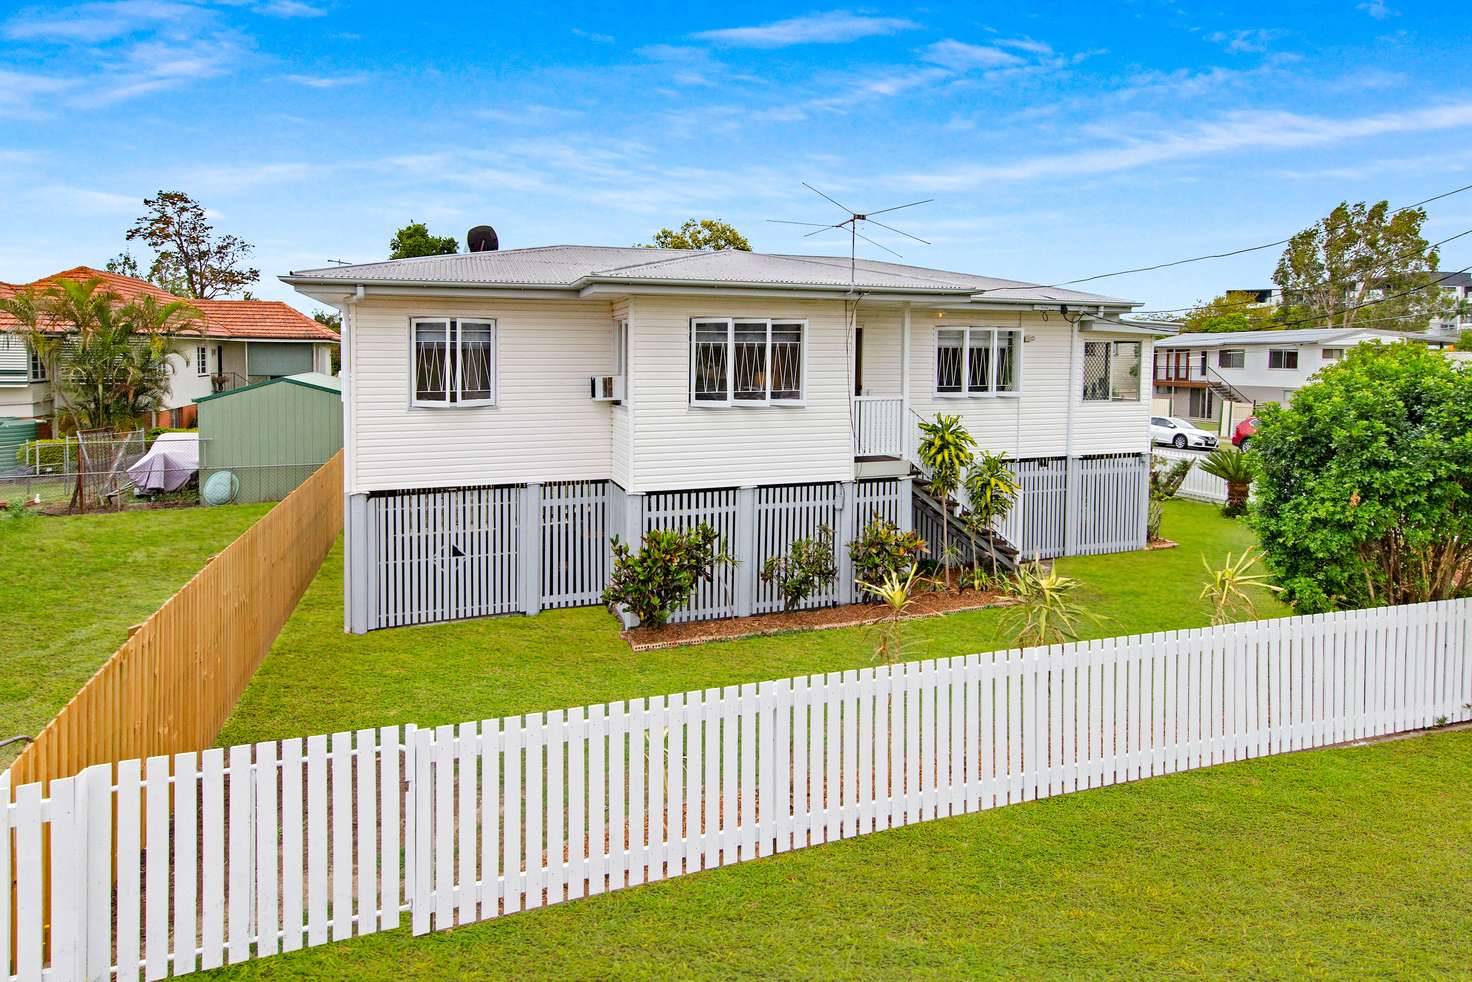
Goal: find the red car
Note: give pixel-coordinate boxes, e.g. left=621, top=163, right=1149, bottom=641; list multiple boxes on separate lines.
left=1232, top=416, right=1259, bottom=450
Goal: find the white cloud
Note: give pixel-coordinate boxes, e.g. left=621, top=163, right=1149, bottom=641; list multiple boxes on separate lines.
left=1206, top=28, right=1287, bottom=54
left=692, top=10, right=918, bottom=48
left=255, top=0, right=325, bottom=16
left=921, top=39, right=1025, bottom=71
left=901, top=102, right=1472, bottom=189
left=1357, top=0, right=1392, bottom=19
left=571, top=27, right=614, bottom=43
left=281, top=72, right=369, bottom=88
left=475, top=104, right=585, bottom=125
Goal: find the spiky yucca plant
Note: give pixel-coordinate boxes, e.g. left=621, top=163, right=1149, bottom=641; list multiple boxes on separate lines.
left=1003, top=562, right=1097, bottom=647
left=1200, top=447, right=1255, bottom=517
left=1200, top=548, right=1283, bottom=626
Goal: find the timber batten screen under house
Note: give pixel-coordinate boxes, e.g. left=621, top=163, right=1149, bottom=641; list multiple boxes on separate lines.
left=283, top=242, right=1166, bottom=633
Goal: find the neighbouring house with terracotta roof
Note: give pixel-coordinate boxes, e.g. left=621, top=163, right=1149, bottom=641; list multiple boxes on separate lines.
left=1, top=266, right=339, bottom=427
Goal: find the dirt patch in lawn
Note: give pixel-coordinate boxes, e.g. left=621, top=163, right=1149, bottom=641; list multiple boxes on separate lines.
left=624, top=589, right=1017, bottom=651
left=1147, top=538, right=1178, bottom=551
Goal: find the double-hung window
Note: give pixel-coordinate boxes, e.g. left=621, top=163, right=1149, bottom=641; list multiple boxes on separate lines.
left=412, top=317, right=497, bottom=406
left=690, top=318, right=804, bottom=405
left=936, top=327, right=1021, bottom=396
left=614, top=319, right=628, bottom=376
left=29, top=343, right=47, bottom=382
left=196, top=345, right=209, bottom=376
left=1082, top=340, right=1142, bottom=402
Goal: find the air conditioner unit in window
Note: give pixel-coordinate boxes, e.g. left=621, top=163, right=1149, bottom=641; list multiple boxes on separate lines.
left=589, top=374, right=625, bottom=402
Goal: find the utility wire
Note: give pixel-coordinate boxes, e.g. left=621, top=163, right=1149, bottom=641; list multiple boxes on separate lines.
left=975, top=180, right=1472, bottom=294
left=1124, top=226, right=1472, bottom=317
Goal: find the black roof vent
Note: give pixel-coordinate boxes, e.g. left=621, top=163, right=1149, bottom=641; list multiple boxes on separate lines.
left=467, top=225, right=499, bottom=253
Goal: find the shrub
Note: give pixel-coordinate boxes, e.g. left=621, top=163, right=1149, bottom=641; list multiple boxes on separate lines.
left=1199, top=447, right=1254, bottom=517
left=16, top=438, right=68, bottom=471
left=1002, top=562, right=1097, bottom=647
left=916, top=414, right=975, bottom=581
left=963, top=451, right=1019, bottom=576
left=602, top=523, right=725, bottom=627
left=1251, top=343, right=1472, bottom=612
left=849, top=517, right=927, bottom=599
left=1148, top=455, right=1193, bottom=540
left=1200, top=548, right=1283, bottom=626
left=761, top=524, right=837, bottom=611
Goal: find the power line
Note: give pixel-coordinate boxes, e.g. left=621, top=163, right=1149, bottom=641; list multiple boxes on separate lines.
left=975, top=179, right=1472, bottom=295
left=1102, top=263, right=1472, bottom=333
left=1125, top=226, right=1472, bottom=316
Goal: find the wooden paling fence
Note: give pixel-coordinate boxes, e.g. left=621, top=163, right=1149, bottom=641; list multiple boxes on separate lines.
left=3, top=599, right=1469, bottom=980
left=7, top=451, right=344, bottom=790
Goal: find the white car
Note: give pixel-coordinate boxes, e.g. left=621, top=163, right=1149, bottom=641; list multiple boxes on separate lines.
left=1151, top=416, right=1219, bottom=450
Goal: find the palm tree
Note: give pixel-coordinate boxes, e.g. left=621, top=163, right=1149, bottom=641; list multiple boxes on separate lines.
left=1200, top=447, right=1255, bottom=517
left=917, top=414, right=975, bottom=587
left=0, top=279, right=199, bottom=431
left=964, top=451, right=1020, bottom=578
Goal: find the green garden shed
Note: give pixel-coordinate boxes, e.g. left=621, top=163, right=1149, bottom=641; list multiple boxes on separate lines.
left=195, top=372, right=342, bottom=504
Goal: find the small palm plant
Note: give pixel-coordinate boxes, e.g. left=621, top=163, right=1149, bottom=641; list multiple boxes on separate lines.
left=1003, top=562, right=1097, bottom=647
left=857, top=563, right=928, bottom=663
left=916, top=414, right=975, bottom=588
left=964, top=451, right=1020, bottom=578
left=1200, top=548, right=1283, bottom=626
left=1199, top=447, right=1254, bottom=517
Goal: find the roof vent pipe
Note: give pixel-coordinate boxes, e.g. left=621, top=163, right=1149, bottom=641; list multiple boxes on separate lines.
left=467, top=226, right=499, bottom=252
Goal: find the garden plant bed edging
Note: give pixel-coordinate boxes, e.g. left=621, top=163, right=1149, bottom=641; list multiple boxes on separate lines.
left=623, top=590, right=1017, bottom=651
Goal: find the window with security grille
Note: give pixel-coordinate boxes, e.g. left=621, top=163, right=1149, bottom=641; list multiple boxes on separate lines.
left=689, top=318, right=804, bottom=404
left=1082, top=340, right=1140, bottom=401
left=412, top=317, right=497, bottom=406
left=936, top=327, right=1021, bottom=396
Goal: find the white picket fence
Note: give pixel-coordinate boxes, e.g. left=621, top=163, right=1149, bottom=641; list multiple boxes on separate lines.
left=1153, top=448, right=1229, bottom=504
left=5, top=600, right=1470, bottom=980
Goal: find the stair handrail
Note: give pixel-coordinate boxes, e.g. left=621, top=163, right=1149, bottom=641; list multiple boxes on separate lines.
left=1203, top=364, right=1254, bottom=407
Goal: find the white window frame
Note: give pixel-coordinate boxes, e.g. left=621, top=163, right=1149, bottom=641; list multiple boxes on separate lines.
left=1082, top=339, right=1142, bottom=402
left=934, top=326, right=1023, bottom=398
left=28, top=343, right=47, bottom=382
left=1267, top=348, right=1299, bottom=370
left=1321, top=347, right=1344, bottom=362
left=614, top=319, right=629, bottom=377
left=1218, top=349, right=1245, bottom=369
left=687, top=317, right=806, bottom=407
left=409, top=315, right=499, bottom=408
left=196, top=345, right=210, bottom=376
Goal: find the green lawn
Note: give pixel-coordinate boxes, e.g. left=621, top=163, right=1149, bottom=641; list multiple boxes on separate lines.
left=209, top=728, right=1472, bottom=979
left=0, top=503, right=272, bottom=768
left=220, top=499, right=1283, bottom=747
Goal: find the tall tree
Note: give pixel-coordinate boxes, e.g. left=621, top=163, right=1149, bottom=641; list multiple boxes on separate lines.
left=124, top=191, right=260, bottom=299
left=1182, top=290, right=1282, bottom=333
left=1272, top=200, right=1452, bottom=331
left=648, top=218, right=751, bottom=251
left=389, top=221, right=460, bottom=260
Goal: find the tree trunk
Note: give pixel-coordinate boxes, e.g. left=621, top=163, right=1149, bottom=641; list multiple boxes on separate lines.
left=1225, top=481, right=1249, bottom=516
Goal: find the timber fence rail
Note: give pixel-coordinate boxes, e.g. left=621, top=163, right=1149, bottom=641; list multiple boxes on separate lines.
left=3, top=598, right=1469, bottom=980
left=6, top=451, right=343, bottom=791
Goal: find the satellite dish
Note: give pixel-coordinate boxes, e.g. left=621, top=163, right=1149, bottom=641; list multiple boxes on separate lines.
left=467, top=226, right=499, bottom=253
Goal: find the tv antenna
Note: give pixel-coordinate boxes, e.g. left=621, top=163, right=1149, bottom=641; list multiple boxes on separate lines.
left=768, top=183, right=933, bottom=290
left=326, top=258, right=352, bottom=266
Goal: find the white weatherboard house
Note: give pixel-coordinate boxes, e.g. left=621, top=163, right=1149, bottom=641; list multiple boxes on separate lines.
left=284, top=244, right=1166, bottom=633
left=1152, top=326, right=1443, bottom=419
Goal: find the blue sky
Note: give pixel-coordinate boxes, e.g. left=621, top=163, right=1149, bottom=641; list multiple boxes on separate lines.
left=2, top=1, right=1470, bottom=314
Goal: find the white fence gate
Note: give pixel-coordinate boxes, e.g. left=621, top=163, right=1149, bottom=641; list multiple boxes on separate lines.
left=7, top=600, right=1469, bottom=980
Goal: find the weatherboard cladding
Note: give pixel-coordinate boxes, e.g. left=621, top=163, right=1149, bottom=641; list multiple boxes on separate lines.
left=287, top=245, right=1131, bottom=306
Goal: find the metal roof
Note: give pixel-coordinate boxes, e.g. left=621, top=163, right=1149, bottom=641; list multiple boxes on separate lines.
left=194, top=371, right=341, bottom=404
left=1155, top=327, right=1424, bottom=349
left=283, top=245, right=1134, bottom=306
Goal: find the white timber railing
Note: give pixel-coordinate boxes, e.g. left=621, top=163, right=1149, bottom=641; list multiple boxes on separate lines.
left=852, top=396, right=905, bottom=458
left=4, top=599, right=1470, bottom=979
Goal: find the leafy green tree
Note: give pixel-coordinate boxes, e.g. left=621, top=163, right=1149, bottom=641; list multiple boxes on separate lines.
left=1272, top=200, right=1453, bottom=331
left=0, top=278, right=200, bottom=430
left=1250, top=342, right=1472, bottom=612
left=1454, top=329, right=1472, bottom=352
left=389, top=221, right=460, bottom=260
left=312, top=309, right=341, bottom=331
left=1182, top=290, right=1282, bottom=333
left=648, top=218, right=751, bottom=251
left=124, top=191, right=260, bottom=299
left=106, top=251, right=142, bottom=279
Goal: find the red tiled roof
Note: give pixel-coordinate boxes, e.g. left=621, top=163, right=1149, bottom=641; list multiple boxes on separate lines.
left=0, top=266, right=339, bottom=341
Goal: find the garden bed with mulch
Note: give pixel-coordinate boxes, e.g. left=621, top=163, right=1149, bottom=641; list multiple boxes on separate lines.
left=623, top=588, right=1017, bottom=651
left=1147, top=538, right=1179, bottom=551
